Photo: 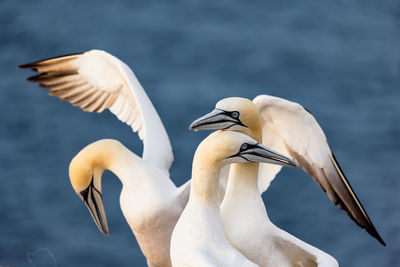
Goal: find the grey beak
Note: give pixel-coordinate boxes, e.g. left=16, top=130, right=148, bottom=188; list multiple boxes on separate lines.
left=230, top=143, right=298, bottom=168
left=189, top=109, right=243, bottom=131
left=80, top=179, right=109, bottom=235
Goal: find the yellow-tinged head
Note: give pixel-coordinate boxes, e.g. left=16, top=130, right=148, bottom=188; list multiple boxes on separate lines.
left=68, top=139, right=122, bottom=236
left=189, top=97, right=262, bottom=142
left=191, top=131, right=296, bottom=202
left=194, top=131, right=296, bottom=170
left=69, top=153, right=94, bottom=196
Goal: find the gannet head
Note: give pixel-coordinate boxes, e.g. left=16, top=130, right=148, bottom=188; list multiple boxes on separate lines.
left=69, top=142, right=110, bottom=236
left=189, top=97, right=262, bottom=142
left=195, top=131, right=296, bottom=167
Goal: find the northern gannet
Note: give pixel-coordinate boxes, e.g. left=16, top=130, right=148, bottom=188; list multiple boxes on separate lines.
left=20, top=50, right=190, bottom=267
left=189, top=96, right=385, bottom=265
left=170, top=130, right=297, bottom=267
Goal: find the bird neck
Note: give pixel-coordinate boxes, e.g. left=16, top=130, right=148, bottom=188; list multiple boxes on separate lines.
left=190, top=157, right=223, bottom=209
left=223, top=162, right=260, bottom=201
left=70, top=139, right=140, bottom=189
left=250, top=128, right=262, bottom=144
left=242, top=109, right=262, bottom=143
left=220, top=162, right=271, bottom=236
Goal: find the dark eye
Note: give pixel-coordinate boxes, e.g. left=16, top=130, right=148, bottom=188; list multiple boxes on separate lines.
left=231, top=111, right=239, bottom=118
left=241, top=143, right=248, bottom=151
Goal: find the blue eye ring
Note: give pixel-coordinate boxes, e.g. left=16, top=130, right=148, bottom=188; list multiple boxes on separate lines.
left=241, top=143, right=248, bottom=150
left=231, top=111, right=240, bottom=118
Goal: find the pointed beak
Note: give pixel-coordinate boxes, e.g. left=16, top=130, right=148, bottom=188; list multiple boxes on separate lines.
left=189, top=109, right=243, bottom=131
left=235, top=143, right=298, bottom=167
left=80, top=179, right=109, bottom=235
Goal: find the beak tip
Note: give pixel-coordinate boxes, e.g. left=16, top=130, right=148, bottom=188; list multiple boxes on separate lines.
left=287, top=161, right=297, bottom=168
left=101, top=227, right=110, bottom=236
left=188, top=123, right=198, bottom=131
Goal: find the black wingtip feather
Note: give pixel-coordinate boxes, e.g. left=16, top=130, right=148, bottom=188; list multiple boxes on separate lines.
left=27, top=71, right=77, bottom=82
left=18, top=52, right=83, bottom=70
left=18, top=62, right=38, bottom=69
left=18, top=63, right=34, bottom=69
left=330, top=152, right=386, bottom=247
left=27, top=73, right=45, bottom=81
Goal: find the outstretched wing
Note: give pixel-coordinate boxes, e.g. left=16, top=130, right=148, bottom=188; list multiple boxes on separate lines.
left=253, top=94, right=385, bottom=246
left=20, top=50, right=173, bottom=172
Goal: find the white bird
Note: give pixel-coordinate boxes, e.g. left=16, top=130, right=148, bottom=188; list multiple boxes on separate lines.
left=189, top=96, right=385, bottom=266
left=20, top=50, right=190, bottom=267
left=170, top=130, right=297, bottom=267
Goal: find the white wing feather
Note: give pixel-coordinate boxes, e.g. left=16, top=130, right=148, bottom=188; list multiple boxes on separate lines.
left=253, top=95, right=385, bottom=245
left=21, top=50, right=173, bottom=172
left=253, top=95, right=330, bottom=192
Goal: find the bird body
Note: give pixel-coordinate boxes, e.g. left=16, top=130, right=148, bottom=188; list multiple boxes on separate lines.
left=20, top=49, right=173, bottom=171
left=253, top=95, right=384, bottom=246
left=171, top=131, right=296, bottom=267
left=21, top=50, right=188, bottom=267
left=189, top=96, right=385, bottom=266
left=220, top=162, right=338, bottom=267
left=190, top=96, right=385, bottom=246
left=69, top=139, right=190, bottom=267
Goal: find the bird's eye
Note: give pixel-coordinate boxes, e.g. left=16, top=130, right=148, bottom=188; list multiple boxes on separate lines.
left=231, top=111, right=239, bottom=118
left=241, top=143, right=248, bottom=150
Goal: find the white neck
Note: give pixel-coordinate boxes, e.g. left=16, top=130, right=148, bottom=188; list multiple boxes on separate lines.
left=73, top=139, right=177, bottom=192
left=223, top=163, right=260, bottom=200
left=100, top=143, right=140, bottom=186
left=221, top=162, right=270, bottom=222
left=189, top=157, right=223, bottom=211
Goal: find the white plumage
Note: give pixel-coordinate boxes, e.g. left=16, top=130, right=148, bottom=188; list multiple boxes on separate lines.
left=21, top=49, right=173, bottom=171
left=171, top=131, right=295, bottom=267
left=20, top=50, right=385, bottom=266
left=21, top=50, right=186, bottom=267
left=189, top=96, right=384, bottom=266
left=253, top=95, right=384, bottom=247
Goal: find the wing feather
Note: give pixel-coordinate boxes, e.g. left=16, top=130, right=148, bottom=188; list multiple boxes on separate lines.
left=38, top=74, right=81, bottom=87
left=49, top=79, right=87, bottom=92
left=127, top=109, right=139, bottom=125
left=19, top=53, right=80, bottom=69
left=51, top=84, right=91, bottom=99
left=120, top=101, right=131, bottom=122
left=87, top=92, right=110, bottom=113
left=62, top=87, right=96, bottom=104
left=20, top=50, right=173, bottom=171
left=253, top=95, right=385, bottom=246
left=109, top=95, right=125, bottom=115
left=80, top=90, right=104, bottom=110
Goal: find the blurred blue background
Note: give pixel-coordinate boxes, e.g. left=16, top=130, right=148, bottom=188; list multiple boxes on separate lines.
left=1, top=0, right=399, bottom=266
